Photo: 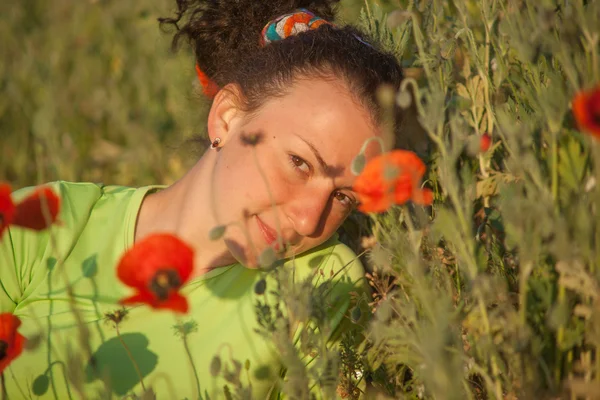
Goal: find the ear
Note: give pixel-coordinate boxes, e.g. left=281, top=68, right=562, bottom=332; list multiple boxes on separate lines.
left=207, top=83, right=245, bottom=146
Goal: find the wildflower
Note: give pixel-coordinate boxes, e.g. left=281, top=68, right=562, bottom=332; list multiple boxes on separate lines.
left=104, top=308, right=129, bottom=325
left=480, top=133, right=492, bottom=152
left=195, top=64, right=220, bottom=98
left=0, top=313, right=26, bottom=374
left=572, top=84, right=600, bottom=138
left=0, top=184, right=16, bottom=238
left=352, top=150, right=433, bottom=213
left=13, top=187, right=61, bottom=231
left=0, top=183, right=61, bottom=238
left=117, top=233, right=194, bottom=313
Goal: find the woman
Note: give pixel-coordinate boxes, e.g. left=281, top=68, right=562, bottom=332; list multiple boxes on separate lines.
left=0, top=0, right=416, bottom=398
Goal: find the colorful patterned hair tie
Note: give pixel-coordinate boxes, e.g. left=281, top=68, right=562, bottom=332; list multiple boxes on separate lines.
left=260, top=8, right=332, bottom=46
left=195, top=8, right=372, bottom=98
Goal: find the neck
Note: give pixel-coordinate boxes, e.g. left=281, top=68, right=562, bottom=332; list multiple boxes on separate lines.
left=134, top=150, right=237, bottom=278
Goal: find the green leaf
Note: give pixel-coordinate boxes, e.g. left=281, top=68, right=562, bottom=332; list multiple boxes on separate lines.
left=558, top=135, right=587, bottom=193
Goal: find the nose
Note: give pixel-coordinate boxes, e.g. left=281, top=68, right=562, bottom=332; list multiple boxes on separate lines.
left=285, top=187, right=332, bottom=238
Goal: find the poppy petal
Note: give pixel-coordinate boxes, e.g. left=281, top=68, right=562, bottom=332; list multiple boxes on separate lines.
left=155, top=293, right=189, bottom=313
left=195, top=64, right=220, bottom=98
left=480, top=133, right=492, bottom=152
left=118, top=291, right=156, bottom=307
left=393, top=176, right=414, bottom=205
left=357, top=193, right=394, bottom=213
left=0, top=183, right=16, bottom=238
left=117, top=233, right=194, bottom=289
left=0, top=313, right=26, bottom=374
left=412, top=188, right=434, bottom=206
left=12, top=187, right=61, bottom=231
left=118, top=291, right=189, bottom=313
left=354, top=150, right=430, bottom=213
left=573, top=85, right=600, bottom=138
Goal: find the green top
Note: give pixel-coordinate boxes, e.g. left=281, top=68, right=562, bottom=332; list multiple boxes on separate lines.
left=0, top=181, right=366, bottom=399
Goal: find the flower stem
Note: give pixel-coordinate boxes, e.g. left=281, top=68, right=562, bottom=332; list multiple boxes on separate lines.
left=1, top=372, right=7, bottom=400
left=182, top=335, right=201, bottom=399
left=477, top=300, right=503, bottom=399
left=115, top=325, right=147, bottom=393
left=551, top=132, right=559, bottom=203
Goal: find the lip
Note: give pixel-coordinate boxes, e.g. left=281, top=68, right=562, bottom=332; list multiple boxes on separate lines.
left=255, top=215, right=280, bottom=249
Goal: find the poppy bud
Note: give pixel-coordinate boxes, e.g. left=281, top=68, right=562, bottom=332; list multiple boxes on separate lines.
left=32, top=374, right=50, bottom=396
left=480, top=133, right=492, bottom=152
left=396, top=90, right=412, bottom=109
left=208, top=225, right=227, bottom=241
left=210, top=355, right=222, bottom=377
left=258, top=248, right=276, bottom=268
left=351, top=153, right=366, bottom=176
left=350, top=306, right=362, bottom=323
left=254, top=279, right=267, bottom=295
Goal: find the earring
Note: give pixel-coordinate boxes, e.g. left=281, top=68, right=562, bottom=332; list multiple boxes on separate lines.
left=210, top=138, right=221, bottom=149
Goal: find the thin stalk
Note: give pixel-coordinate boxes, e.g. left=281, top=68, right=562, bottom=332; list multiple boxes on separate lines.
left=551, top=133, right=559, bottom=202
left=551, top=128, right=564, bottom=385
left=51, top=362, right=75, bottom=400
left=519, top=262, right=533, bottom=326
left=477, top=300, right=503, bottom=399
left=596, top=345, right=600, bottom=384
left=593, top=143, right=600, bottom=276
left=582, top=29, right=599, bottom=83
left=182, top=335, right=201, bottom=399
left=6, top=368, right=26, bottom=400
left=115, top=325, right=147, bottom=393
left=554, top=285, right=566, bottom=385
left=1, top=373, right=6, bottom=400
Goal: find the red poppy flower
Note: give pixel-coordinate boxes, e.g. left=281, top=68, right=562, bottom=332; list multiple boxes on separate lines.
left=117, top=233, right=194, bottom=313
left=13, top=187, right=61, bottom=231
left=0, top=184, right=60, bottom=238
left=0, top=184, right=16, bottom=238
left=0, top=313, right=26, bottom=374
left=353, top=150, right=433, bottom=213
left=195, top=64, right=220, bottom=99
left=480, top=133, right=492, bottom=152
left=573, top=85, right=600, bottom=138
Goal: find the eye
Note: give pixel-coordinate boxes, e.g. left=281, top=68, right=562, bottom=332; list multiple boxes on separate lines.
left=289, top=155, right=310, bottom=175
left=333, top=191, right=355, bottom=209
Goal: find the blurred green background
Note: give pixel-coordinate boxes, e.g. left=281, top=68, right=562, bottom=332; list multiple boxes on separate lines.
left=0, top=0, right=385, bottom=189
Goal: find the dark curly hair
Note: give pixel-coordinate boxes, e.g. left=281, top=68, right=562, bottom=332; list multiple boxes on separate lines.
left=159, top=0, right=425, bottom=150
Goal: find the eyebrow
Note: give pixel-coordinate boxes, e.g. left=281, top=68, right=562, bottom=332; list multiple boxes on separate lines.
left=294, top=133, right=330, bottom=174
left=293, top=133, right=355, bottom=192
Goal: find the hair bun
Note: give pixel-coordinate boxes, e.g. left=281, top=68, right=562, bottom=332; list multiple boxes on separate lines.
left=161, top=0, right=341, bottom=86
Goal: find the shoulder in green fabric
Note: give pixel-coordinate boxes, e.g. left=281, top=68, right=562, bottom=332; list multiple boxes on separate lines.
left=0, top=181, right=367, bottom=399
left=0, top=181, right=157, bottom=313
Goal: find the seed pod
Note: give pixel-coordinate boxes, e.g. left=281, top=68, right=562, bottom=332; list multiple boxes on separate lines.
left=208, top=225, right=227, bottom=240
left=254, top=279, right=267, bottom=295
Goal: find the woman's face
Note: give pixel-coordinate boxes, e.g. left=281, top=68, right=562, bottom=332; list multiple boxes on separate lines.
left=207, top=77, right=382, bottom=267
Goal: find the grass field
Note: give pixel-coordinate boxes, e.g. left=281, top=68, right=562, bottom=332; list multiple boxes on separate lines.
left=3, top=0, right=600, bottom=398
